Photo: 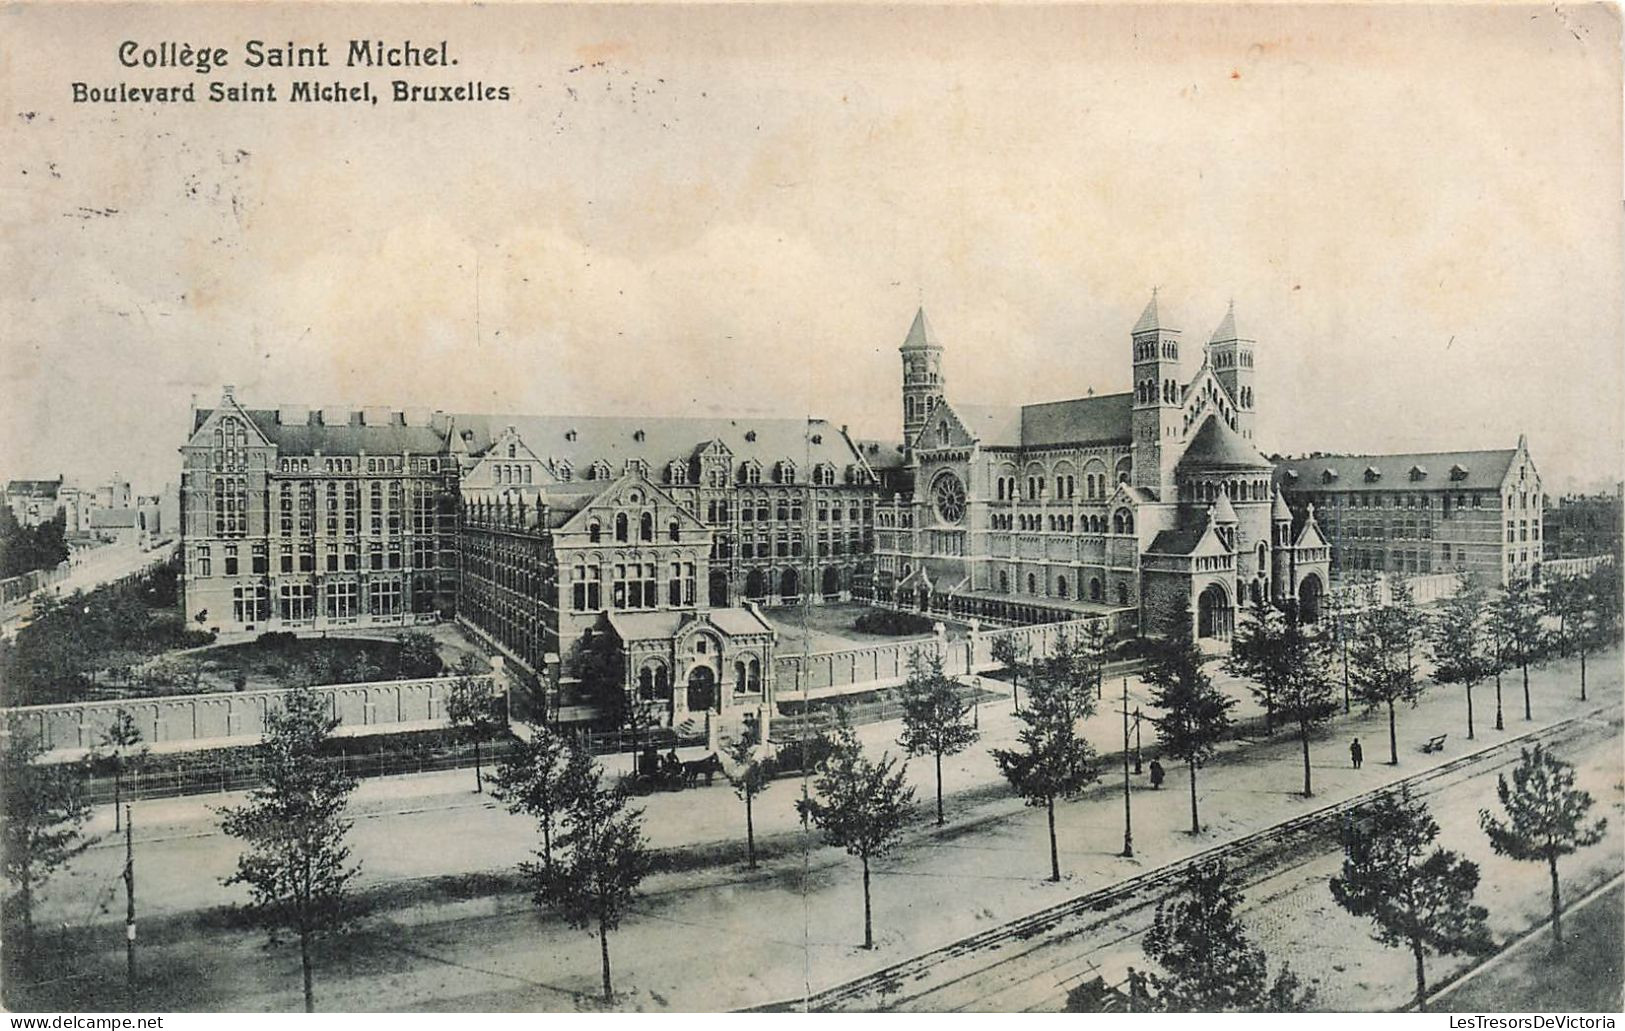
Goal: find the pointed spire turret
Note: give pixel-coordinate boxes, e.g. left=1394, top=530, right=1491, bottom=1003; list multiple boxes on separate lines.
left=1132, top=288, right=1162, bottom=335
left=900, top=307, right=940, bottom=351
left=1212, top=483, right=1238, bottom=524
left=1271, top=485, right=1293, bottom=524
left=1209, top=299, right=1241, bottom=344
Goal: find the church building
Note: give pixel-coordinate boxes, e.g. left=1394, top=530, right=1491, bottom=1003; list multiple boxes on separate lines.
left=874, top=292, right=1332, bottom=640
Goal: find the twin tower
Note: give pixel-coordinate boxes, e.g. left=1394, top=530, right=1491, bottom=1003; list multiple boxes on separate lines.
left=899, top=291, right=1258, bottom=461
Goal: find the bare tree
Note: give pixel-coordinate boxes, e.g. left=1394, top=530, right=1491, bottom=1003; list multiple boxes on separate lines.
left=989, top=634, right=1030, bottom=714
left=95, top=708, right=147, bottom=832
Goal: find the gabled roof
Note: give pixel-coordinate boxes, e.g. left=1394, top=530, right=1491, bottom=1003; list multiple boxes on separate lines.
left=1019, top=393, right=1134, bottom=448
left=1273, top=448, right=1518, bottom=494
left=900, top=307, right=941, bottom=351
left=450, top=414, right=866, bottom=480
left=851, top=439, right=908, bottom=471
left=6, top=478, right=62, bottom=497
left=1211, top=489, right=1238, bottom=524
left=193, top=408, right=448, bottom=457
left=606, top=607, right=775, bottom=644
left=1147, top=511, right=1229, bottom=557
left=950, top=403, right=1024, bottom=448
left=1178, top=415, right=1272, bottom=471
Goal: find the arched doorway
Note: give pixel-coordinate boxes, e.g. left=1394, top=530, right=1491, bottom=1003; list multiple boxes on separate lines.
left=781, top=568, right=799, bottom=601
left=1298, top=573, right=1324, bottom=623
left=1197, top=583, right=1230, bottom=640
left=686, top=666, right=716, bottom=712
left=709, top=570, right=730, bottom=607
left=744, top=568, right=766, bottom=600
left=822, top=566, right=841, bottom=600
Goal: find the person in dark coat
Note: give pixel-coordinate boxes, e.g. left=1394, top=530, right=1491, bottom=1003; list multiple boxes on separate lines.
left=1350, top=738, right=1363, bottom=769
left=1148, top=758, right=1165, bottom=789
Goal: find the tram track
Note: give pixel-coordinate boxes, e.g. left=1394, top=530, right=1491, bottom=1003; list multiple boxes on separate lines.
left=750, top=703, right=1620, bottom=1012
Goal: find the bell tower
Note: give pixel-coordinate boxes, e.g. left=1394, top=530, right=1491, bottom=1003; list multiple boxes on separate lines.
left=900, top=307, right=945, bottom=448
left=1129, top=289, right=1183, bottom=493
left=1208, top=300, right=1257, bottom=442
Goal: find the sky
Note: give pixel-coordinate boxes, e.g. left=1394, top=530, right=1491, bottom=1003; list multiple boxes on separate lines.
left=2, top=3, right=1621, bottom=495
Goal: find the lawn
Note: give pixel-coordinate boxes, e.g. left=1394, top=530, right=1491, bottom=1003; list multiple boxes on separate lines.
left=180, top=633, right=438, bottom=694
left=762, top=601, right=967, bottom=655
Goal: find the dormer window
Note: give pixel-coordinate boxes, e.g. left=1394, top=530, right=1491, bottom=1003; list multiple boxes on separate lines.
left=815, top=464, right=837, bottom=487
left=776, top=460, right=796, bottom=484
left=668, top=461, right=687, bottom=485
left=1409, top=465, right=1427, bottom=481
left=740, top=461, right=761, bottom=485
left=565, top=429, right=577, bottom=442
left=633, top=429, right=645, bottom=442
left=591, top=461, right=612, bottom=481
left=1321, top=469, right=1338, bottom=484
left=1450, top=464, right=1469, bottom=481
left=810, top=434, right=822, bottom=445
left=744, top=430, right=757, bottom=443
left=1364, top=466, right=1382, bottom=482
left=556, top=461, right=573, bottom=482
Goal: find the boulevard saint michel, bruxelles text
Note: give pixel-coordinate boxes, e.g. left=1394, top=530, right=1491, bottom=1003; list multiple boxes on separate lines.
left=72, top=39, right=512, bottom=105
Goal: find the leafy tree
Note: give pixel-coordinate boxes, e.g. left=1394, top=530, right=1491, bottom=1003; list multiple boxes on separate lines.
left=721, top=731, right=772, bottom=867
left=445, top=654, right=506, bottom=793
left=1330, top=785, right=1493, bottom=1009
left=94, top=709, right=147, bottom=832
left=989, top=634, right=1030, bottom=713
left=798, top=717, right=916, bottom=947
left=1142, top=860, right=1315, bottom=1012
left=393, top=631, right=443, bottom=679
left=1325, top=574, right=1369, bottom=713
left=218, top=686, right=360, bottom=1013
left=897, top=650, right=979, bottom=826
left=1079, top=618, right=1109, bottom=701
left=990, top=632, right=1097, bottom=880
left=1489, top=576, right=1543, bottom=722
left=1389, top=575, right=1429, bottom=681
left=491, top=723, right=590, bottom=879
left=1348, top=578, right=1424, bottom=764
left=530, top=763, right=652, bottom=1002
left=1275, top=622, right=1340, bottom=797
left=1429, top=573, right=1496, bottom=741
left=1146, top=617, right=1234, bottom=834
left=1479, top=744, right=1608, bottom=946
left=1, top=723, right=93, bottom=971
left=1227, top=592, right=1288, bottom=734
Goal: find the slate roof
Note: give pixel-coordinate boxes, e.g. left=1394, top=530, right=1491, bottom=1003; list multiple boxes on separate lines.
left=1018, top=393, right=1134, bottom=448
left=952, top=404, right=1024, bottom=448
left=450, top=414, right=866, bottom=476
left=900, top=307, right=940, bottom=350
left=1132, top=290, right=1166, bottom=334
left=6, top=478, right=61, bottom=498
left=1209, top=300, right=1251, bottom=344
left=851, top=439, right=908, bottom=471
left=90, top=508, right=138, bottom=529
left=194, top=408, right=448, bottom=457
left=1178, top=416, right=1273, bottom=471
left=1273, top=449, right=1517, bottom=494
left=606, top=607, right=776, bottom=643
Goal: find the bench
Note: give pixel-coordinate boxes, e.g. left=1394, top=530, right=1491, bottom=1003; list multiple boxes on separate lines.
left=1421, top=734, right=1448, bottom=754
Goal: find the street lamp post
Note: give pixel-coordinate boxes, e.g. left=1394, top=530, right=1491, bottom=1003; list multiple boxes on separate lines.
left=1133, top=705, right=1144, bottom=774
left=1120, top=676, right=1133, bottom=858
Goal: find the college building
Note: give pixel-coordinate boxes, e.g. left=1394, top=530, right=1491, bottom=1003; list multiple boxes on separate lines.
left=178, top=290, right=1555, bottom=725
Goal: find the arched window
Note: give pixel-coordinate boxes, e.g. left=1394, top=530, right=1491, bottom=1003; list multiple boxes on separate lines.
left=735, top=661, right=748, bottom=695
left=1090, top=577, right=1102, bottom=601
left=640, top=512, right=654, bottom=542
left=748, top=658, right=761, bottom=693
left=1117, top=581, right=1130, bottom=606
left=668, top=519, right=680, bottom=542
left=588, top=521, right=601, bottom=543
left=615, top=513, right=629, bottom=542
left=998, top=571, right=1009, bottom=593
left=1057, top=575, right=1068, bottom=599
left=1027, top=573, right=1037, bottom=594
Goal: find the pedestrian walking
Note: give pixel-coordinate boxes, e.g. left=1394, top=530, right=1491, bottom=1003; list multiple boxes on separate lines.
left=1148, top=758, right=1165, bottom=790
left=1350, top=737, right=1363, bottom=769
